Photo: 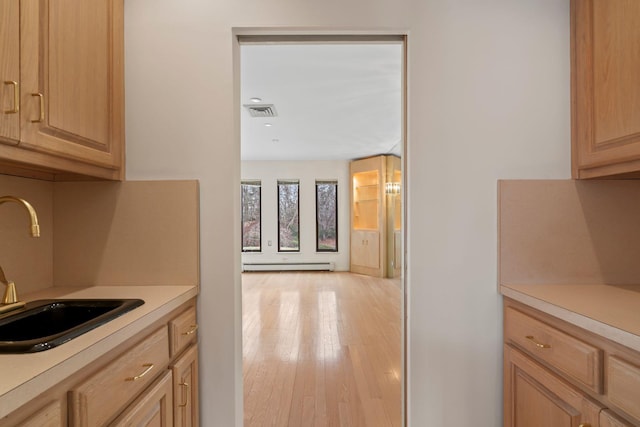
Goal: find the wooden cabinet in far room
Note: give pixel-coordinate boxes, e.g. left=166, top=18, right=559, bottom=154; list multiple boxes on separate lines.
left=572, top=0, right=640, bottom=178
left=351, top=230, right=380, bottom=270
left=350, top=155, right=401, bottom=278
left=0, top=0, right=124, bottom=180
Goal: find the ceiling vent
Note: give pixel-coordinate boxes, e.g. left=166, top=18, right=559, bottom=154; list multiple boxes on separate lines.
left=244, top=104, right=278, bottom=118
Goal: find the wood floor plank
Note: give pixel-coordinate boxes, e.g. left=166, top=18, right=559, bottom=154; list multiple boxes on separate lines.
left=243, top=272, right=402, bottom=426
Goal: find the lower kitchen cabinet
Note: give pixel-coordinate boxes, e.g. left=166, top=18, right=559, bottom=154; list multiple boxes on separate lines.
left=504, top=345, right=602, bottom=427
left=69, top=327, right=170, bottom=426
left=504, top=298, right=640, bottom=427
left=0, top=298, right=199, bottom=427
left=607, top=356, right=640, bottom=422
left=111, top=371, right=174, bottom=427
left=171, top=344, right=199, bottom=427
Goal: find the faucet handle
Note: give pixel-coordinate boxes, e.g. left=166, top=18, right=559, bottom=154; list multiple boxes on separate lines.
left=0, top=266, right=19, bottom=304
left=2, top=282, right=18, bottom=304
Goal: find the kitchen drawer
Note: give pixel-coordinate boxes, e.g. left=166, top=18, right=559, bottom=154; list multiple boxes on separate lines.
left=110, top=370, right=173, bottom=427
left=169, top=306, right=198, bottom=357
left=608, top=356, right=640, bottom=421
left=69, top=326, right=170, bottom=426
left=504, top=307, right=603, bottom=393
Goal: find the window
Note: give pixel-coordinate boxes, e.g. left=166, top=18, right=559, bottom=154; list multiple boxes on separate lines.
left=241, top=180, right=261, bottom=252
left=316, top=180, right=338, bottom=252
left=277, top=180, right=300, bottom=252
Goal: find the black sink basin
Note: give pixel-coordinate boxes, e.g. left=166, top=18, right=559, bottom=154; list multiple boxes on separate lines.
left=0, top=299, right=144, bottom=353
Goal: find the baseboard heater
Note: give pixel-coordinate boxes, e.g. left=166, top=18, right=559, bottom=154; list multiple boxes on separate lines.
left=242, top=262, right=335, bottom=272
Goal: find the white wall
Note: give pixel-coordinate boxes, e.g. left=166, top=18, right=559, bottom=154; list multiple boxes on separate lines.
left=241, top=160, right=350, bottom=271
left=124, top=1, right=570, bottom=425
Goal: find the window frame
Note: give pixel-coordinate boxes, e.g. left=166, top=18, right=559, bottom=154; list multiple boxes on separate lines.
left=315, top=180, right=338, bottom=252
left=277, top=179, right=300, bottom=252
left=241, top=180, right=262, bottom=252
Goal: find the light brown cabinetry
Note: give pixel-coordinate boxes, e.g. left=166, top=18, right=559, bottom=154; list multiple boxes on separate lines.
left=350, top=155, right=401, bottom=278
left=169, top=306, right=198, bottom=357
left=0, top=0, right=20, bottom=143
left=504, top=345, right=602, bottom=427
left=0, top=298, right=199, bottom=427
left=350, top=230, right=380, bottom=270
left=69, top=327, right=170, bottom=426
left=504, top=307, right=602, bottom=393
left=572, top=0, right=640, bottom=178
left=504, top=299, right=640, bottom=427
left=607, top=356, right=640, bottom=422
left=111, top=371, right=174, bottom=427
left=171, top=344, right=199, bottom=427
left=0, top=0, right=124, bottom=180
left=168, top=306, right=199, bottom=427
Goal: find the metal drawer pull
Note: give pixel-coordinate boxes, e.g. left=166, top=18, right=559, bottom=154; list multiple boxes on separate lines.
left=125, top=363, right=154, bottom=381
left=526, top=335, right=551, bottom=349
left=182, top=324, right=198, bottom=336
left=578, top=424, right=591, bottom=427
left=179, top=382, right=190, bottom=407
left=3, top=81, right=19, bottom=114
left=31, top=93, right=44, bottom=123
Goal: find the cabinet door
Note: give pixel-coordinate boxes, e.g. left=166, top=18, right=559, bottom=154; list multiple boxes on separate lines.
left=504, top=345, right=602, bottom=427
left=351, top=231, right=366, bottom=267
left=19, top=0, right=124, bottom=172
left=171, top=344, right=199, bottom=427
left=351, top=230, right=379, bottom=269
left=0, top=0, right=20, bottom=144
left=111, top=370, right=174, bottom=427
left=572, top=0, right=640, bottom=178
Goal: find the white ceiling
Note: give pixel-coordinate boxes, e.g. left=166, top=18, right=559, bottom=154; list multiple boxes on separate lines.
left=240, top=43, right=403, bottom=161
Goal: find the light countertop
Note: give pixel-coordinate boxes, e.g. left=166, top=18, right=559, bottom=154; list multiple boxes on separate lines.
left=501, top=283, right=640, bottom=353
left=0, top=285, right=197, bottom=418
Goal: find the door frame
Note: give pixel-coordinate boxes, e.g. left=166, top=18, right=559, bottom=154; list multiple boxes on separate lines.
left=232, top=28, right=409, bottom=426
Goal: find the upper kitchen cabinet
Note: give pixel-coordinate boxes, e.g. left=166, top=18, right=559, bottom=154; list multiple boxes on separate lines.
left=0, top=0, right=124, bottom=180
left=572, top=0, right=640, bottom=179
left=0, top=0, right=20, bottom=144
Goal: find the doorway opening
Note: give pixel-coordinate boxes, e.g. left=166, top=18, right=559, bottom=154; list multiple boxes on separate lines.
left=237, top=33, right=407, bottom=426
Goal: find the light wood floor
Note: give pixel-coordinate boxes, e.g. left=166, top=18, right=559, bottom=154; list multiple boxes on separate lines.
left=242, top=272, right=402, bottom=427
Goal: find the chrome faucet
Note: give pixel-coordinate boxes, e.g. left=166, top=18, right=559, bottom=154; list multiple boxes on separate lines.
left=0, top=196, right=40, bottom=313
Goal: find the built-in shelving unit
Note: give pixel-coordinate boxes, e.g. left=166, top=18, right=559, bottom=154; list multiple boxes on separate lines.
left=353, top=174, right=379, bottom=230
left=350, top=155, right=401, bottom=278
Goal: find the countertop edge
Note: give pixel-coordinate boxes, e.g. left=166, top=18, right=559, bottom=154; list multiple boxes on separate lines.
left=500, top=285, right=640, bottom=353
left=0, top=285, right=198, bottom=418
